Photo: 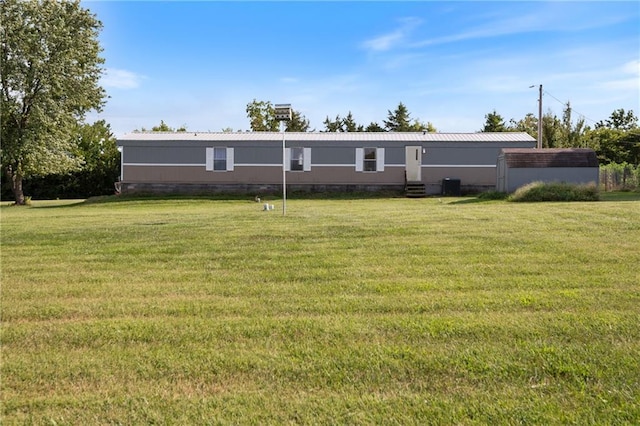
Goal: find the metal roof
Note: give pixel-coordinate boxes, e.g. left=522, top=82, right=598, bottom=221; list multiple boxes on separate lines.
left=118, top=131, right=536, bottom=143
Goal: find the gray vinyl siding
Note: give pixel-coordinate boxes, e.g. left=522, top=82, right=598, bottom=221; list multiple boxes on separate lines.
left=425, top=144, right=517, bottom=165
left=124, top=146, right=204, bottom=164
left=382, top=147, right=404, bottom=165
left=120, top=141, right=535, bottom=167
left=311, top=147, right=355, bottom=165
left=235, top=146, right=282, bottom=164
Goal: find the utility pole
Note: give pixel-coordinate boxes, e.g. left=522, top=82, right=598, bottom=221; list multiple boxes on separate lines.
left=537, top=85, right=543, bottom=149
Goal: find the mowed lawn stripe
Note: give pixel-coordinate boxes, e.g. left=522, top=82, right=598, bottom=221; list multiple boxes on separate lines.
left=1, top=196, right=639, bottom=424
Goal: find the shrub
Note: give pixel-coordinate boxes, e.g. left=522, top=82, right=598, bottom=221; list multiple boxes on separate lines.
left=509, top=181, right=599, bottom=202
left=477, top=190, right=509, bottom=200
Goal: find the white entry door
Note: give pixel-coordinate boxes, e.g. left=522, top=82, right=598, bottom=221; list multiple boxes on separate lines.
left=405, top=146, right=422, bottom=182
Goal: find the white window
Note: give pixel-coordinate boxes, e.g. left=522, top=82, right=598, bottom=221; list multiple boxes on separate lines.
left=290, top=147, right=304, bottom=171
left=355, top=147, right=385, bottom=172
left=206, top=147, right=234, bottom=171
left=213, top=147, right=227, bottom=170
left=285, top=147, right=311, bottom=172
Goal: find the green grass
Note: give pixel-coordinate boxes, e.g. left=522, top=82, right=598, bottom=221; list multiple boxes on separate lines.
left=2, top=195, right=639, bottom=424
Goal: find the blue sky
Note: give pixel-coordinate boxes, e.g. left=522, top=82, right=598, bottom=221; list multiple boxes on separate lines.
left=84, top=1, right=640, bottom=136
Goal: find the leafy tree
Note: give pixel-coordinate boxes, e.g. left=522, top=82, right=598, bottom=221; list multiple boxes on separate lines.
left=1, top=0, right=106, bottom=204
left=596, top=108, right=638, bottom=131
left=620, top=129, right=640, bottom=164
left=76, top=120, right=119, bottom=175
left=135, top=120, right=187, bottom=132
left=1, top=120, right=120, bottom=199
left=246, top=99, right=309, bottom=132
left=508, top=113, right=538, bottom=139
left=153, top=120, right=186, bottom=132
left=560, top=101, right=586, bottom=147
left=246, top=99, right=279, bottom=131
left=542, top=110, right=563, bottom=148
left=152, top=120, right=172, bottom=132
left=583, top=126, right=640, bottom=165
left=586, top=109, right=639, bottom=164
left=413, top=120, right=437, bottom=132
left=509, top=107, right=637, bottom=159
left=73, top=120, right=120, bottom=196
left=481, top=110, right=507, bottom=132
left=583, top=127, right=627, bottom=164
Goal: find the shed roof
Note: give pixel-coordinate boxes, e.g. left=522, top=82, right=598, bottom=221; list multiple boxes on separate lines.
left=119, top=131, right=536, bottom=143
left=501, top=148, right=599, bottom=168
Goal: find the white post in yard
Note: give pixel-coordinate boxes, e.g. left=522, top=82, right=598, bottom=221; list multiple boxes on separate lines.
left=281, top=120, right=286, bottom=215
left=274, top=104, right=292, bottom=216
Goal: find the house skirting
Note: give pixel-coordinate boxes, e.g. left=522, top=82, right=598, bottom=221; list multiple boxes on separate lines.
left=119, top=182, right=494, bottom=196
left=119, top=182, right=405, bottom=195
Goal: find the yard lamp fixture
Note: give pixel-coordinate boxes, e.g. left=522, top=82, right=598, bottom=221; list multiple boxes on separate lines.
left=274, top=104, right=292, bottom=216
left=529, top=84, right=543, bottom=149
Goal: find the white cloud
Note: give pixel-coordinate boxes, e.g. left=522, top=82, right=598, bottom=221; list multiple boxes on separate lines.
left=362, top=30, right=405, bottom=52
left=599, top=59, right=640, bottom=93
left=620, top=59, right=640, bottom=76
left=600, top=60, right=640, bottom=90
left=361, top=17, right=422, bottom=52
left=102, top=68, right=144, bottom=89
left=412, top=5, right=632, bottom=49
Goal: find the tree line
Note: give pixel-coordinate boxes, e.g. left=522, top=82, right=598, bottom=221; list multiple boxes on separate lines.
left=245, top=99, right=437, bottom=133
left=481, top=106, right=640, bottom=165
left=1, top=0, right=638, bottom=203
left=243, top=99, right=639, bottom=165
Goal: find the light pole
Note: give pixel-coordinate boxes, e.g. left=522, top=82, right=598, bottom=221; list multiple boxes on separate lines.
left=530, top=84, right=543, bottom=149
left=274, top=104, right=292, bottom=215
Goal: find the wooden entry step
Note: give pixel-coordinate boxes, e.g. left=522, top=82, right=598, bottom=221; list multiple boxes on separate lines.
left=405, top=182, right=426, bottom=198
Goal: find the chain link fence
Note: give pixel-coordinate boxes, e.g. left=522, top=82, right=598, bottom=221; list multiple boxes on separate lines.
left=600, top=163, right=640, bottom=191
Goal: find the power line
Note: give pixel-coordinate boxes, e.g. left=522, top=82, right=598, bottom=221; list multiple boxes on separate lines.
left=542, top=89, right=599, bottom=125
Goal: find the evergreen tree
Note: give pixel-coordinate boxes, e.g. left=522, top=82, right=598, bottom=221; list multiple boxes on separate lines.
left=323, top=114, right=344, bottom=132
left=481, top=110, right=507, bottom=132
left=365, top=122, right=385, bottom=132
left=285, top=110, right=311, bottom=132
left=384, top=102, right=433, bottom=131
left=384, top=102, right=413, bottom=131
left=343, top=112, right=364, bottom=132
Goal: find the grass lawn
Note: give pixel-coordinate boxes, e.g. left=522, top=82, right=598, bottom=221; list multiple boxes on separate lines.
left=2, top=194, right=639, bottom=424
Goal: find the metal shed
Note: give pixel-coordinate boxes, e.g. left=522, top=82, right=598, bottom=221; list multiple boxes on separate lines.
left=496, top=148, right=599, bottom=193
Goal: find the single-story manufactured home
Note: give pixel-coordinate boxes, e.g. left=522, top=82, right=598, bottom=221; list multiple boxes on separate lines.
left=496, top=148, right=599, bottom=193
left=116, top=132, right=536, bottom=196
